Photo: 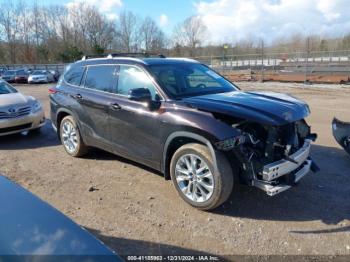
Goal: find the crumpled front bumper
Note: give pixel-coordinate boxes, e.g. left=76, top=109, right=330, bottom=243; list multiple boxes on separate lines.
left=252, top=139, right=318, bottom=196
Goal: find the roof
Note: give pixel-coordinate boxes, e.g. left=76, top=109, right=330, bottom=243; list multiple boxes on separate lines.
left=74, top=57, right=200, bottom=67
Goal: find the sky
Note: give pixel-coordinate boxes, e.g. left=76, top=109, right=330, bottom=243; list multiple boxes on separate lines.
left=30, top=0, right=350, bottom=45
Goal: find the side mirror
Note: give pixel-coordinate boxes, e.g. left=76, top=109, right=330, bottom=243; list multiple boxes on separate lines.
left=128, top=88, right=152, bottom=102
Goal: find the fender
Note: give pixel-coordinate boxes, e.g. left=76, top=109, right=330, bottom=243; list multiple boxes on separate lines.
left=55, top=108, right=83, bottom=137
left=162, top=131, right=219, bottom=178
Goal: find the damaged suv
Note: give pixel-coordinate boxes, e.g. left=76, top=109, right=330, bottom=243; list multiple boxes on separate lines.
left=50, top=54, right=318, bottom=210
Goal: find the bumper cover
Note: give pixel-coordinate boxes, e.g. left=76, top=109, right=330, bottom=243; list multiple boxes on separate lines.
left=0, top=110, right=45, bottom=136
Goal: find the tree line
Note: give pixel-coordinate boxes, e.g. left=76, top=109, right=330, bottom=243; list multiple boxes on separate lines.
left=0, top=0, right=349, bottom=64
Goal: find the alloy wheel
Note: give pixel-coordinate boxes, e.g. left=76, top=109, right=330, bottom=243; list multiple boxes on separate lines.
left=61, top=120, right=78, bottom=154
left=175, top=154, right=214, bottom=202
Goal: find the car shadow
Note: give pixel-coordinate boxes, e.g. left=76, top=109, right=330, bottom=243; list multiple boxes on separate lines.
left=213, top=144, right=350, bottom=229
left=85, top=227, right=219, bottom=257
left=0, top=119, right=60, bottom=150
left=85, top=148, right=164, bottom=178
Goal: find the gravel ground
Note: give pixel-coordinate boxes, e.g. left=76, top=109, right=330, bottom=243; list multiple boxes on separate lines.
left=0, top=82, right=349, bottom=258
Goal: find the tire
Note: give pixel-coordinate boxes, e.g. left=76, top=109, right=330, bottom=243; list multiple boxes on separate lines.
left=59, top=115, right=88, bottom=157
left=170, top=143, right=234, bottom=211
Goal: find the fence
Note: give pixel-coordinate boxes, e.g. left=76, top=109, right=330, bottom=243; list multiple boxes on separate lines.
left=2, top=50, right=350, bottom=83
left=194, top=50, right=350, bottom=83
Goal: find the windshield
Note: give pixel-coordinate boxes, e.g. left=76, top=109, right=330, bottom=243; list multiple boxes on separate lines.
left=32, top=70, right=46, bottom=75
left=148, top=63, right=238, bottom=98
left=4, top=71, right=16, bottom=76
left=0, top=81, right=18, bottom=94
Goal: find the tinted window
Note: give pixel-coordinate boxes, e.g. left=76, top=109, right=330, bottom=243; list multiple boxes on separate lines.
left=64, top=66, right=85, bottom=86
left=117, top=65, right=157, bottom=99
left=4, top=71, right=16, bottom=76
left=16, top=70, right=27, bottom=75
left=85, top=65, right=117, bottom=92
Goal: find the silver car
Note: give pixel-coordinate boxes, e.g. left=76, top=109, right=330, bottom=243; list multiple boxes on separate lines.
left=0, top=80, right=45, bottom=136
left=28, top=70, right=55, bottom=84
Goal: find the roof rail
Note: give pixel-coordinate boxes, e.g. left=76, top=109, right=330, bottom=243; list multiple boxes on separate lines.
left=81, top=52, right=166, bottom=61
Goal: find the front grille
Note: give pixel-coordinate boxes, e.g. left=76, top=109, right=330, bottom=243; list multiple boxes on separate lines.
left=0, top=107, right=31, bottom=120
left=0, top=123, right=32, bottom=134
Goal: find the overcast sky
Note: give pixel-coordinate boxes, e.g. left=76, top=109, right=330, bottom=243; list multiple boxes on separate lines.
left=32, top=0, right=350, bottom=44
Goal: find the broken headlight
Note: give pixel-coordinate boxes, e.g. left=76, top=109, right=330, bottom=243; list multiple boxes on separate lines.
left=215, top=136, right=245, bottom=151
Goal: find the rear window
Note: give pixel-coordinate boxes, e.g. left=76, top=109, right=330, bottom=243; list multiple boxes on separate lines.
left=64, top=65, right=85, bottom=86
left=4, top=71, right=16, bottom=76
left=84, top=65, right=117, bottom=92
left=16, top=70, right=27, bottom=75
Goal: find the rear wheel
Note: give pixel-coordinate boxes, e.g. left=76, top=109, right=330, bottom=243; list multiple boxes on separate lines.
left=170, top=143, right=233, bottom=210
left=60, top=115, right=88, bottom=157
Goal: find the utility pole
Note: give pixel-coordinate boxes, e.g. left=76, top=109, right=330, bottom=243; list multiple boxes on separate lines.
left=261, top=39, right=264, bottom=82
left=305, top=37, right=310, bottom=84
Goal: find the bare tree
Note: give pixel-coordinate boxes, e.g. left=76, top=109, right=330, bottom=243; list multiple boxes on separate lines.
left=139, top=17, right=166, bottom=52
left=173, top=16, right=208, bottom=56
left=0, top=0, right=21, bottom=63
left=115, top=11, right=141, bottom=52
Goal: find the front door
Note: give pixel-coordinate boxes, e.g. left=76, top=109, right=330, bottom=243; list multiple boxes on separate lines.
left=108, top=65, right=164, bottom=169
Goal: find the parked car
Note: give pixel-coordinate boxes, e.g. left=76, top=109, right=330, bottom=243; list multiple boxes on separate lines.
left=50, top=53, right=318, bottom=210
left=0, top=80, right=45, bottom=136
left=14, top=69, right=29, bottom=84
left=28, top=70, right=55, bottom=84
left=332, top=118, right=350, bottom=155
left=1, top=70, right=17, bottom=83
left=0, top=175, right=122, bottom=261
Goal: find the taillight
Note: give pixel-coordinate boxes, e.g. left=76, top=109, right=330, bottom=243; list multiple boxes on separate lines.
left=48, top=87, right=57, bottom=94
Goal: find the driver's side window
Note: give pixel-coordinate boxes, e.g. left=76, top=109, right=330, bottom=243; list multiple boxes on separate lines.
left=117, top=65, right=158, bottom=99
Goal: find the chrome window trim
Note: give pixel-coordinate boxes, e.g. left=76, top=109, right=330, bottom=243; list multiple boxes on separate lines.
left=78, top=63, right=166, bottom=102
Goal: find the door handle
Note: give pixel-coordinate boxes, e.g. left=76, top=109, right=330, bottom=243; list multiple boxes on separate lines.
left=110, top=103, right=122, bottom=110
left=73, top=94, right=83, bottom=100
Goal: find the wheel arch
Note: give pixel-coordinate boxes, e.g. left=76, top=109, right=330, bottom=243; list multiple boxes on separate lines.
left=162, top=131, right=218, bottom=180
left=55, top=108, right=82, bottom=140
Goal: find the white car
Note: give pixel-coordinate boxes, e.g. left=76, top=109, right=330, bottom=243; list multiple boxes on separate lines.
left=28, top=70, right=55, bottom=84
left=0, top=80, right=45, bottom=136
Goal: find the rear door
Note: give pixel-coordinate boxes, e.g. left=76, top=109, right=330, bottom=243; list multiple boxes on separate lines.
left=77, top=65, right=118, bottom=147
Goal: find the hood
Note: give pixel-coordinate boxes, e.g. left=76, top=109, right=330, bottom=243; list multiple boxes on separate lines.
left=183, top=91, right=310, bottom=126
left=0, top=176, right=121, bottom=259
left=0, top=92, right=33, bottom=108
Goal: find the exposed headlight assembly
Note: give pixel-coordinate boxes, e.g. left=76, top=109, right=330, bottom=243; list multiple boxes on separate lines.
left=215, top=136, right=245, bottom=151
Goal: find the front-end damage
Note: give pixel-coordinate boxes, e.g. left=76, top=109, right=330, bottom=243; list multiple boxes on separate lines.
left=215, top=116, right=319, bottom=196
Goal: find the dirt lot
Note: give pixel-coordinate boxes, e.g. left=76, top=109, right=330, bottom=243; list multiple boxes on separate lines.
left=221, top=70, right=350, bottom=84
left=1, top=82, right=350, bottom=258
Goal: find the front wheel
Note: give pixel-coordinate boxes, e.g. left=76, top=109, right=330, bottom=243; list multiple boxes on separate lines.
left=60, top=115, right=88, bottom=157
left=170, top=143, right=233, bottom=211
